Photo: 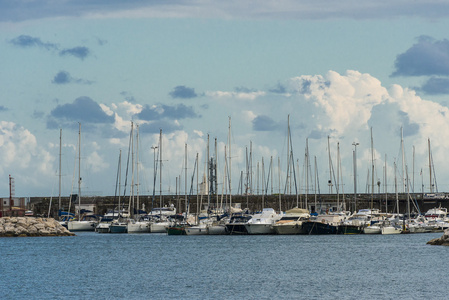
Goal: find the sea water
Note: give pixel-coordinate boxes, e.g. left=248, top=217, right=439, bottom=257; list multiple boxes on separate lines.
left=1, top=232, right=448, bottom=299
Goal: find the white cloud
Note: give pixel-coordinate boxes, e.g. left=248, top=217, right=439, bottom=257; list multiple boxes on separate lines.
left=205, top=90, right=266, bottom=100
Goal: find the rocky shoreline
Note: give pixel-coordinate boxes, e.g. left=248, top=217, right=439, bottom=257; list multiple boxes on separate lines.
left=0, top=217, right=75, bottom=237
left=427, top=229, right=449, bottom=246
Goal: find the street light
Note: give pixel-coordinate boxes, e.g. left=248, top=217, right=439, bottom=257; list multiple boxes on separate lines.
left=352, top=142, right=359, bottom=212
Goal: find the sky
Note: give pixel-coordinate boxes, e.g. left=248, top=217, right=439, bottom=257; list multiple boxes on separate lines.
left=2, top=0, right=449, bottom=200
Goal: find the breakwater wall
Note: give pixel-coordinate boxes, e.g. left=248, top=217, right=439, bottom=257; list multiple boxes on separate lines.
left=29, top=193, right=449, bottom=216
left=0, top=217, right=75, bottom=237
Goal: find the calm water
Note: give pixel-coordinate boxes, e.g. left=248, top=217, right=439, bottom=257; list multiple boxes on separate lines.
left=1, top=232, right=448, bottom=299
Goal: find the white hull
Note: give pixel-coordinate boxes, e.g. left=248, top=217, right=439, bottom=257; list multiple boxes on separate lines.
left=363, top=226, right=381, bottom=234
left=96, top=223, right=111, bottom=233
left=127, top=222, right=150, bottom=233
left=150, top=221, right=172, bottom=233
left=381, top=226, right=402, bottom=235
left=245, top=223, right=274, bottom=235
left=185, top=224, right=208, bottom=235
left=67, top=221, right=96, bottom=231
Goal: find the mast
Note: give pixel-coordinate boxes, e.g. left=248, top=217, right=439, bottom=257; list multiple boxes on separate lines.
left=59, top=128, right=62, bottom=214
left=328, top=136, right=333, bottom=194
left=370, top=127, right=374, bottom=210
left=207, top=134, right=210, bottom=212
left=228, top=116, right=232, bottom=212
left=159, top=129, right=162, bottom=208
left=305, top=138, right=309, bottom=210
left=128, top=122, right=135, bottom=217
left=352, top=142, right=359, bottom=213
left=428, top=138, right=433, bottom=193
left=384, top=154, right=387, bottom=213
left=136, top=124, right=140, bottom=216
left=278, top=156, right=281, bottom=212
left=287, top=115, right=290, bottom=194
left=401, top=127, right=406, bottom=193
left=78, top=123, right=81, bottom=221
left=185, top=143, right=188, bottom=214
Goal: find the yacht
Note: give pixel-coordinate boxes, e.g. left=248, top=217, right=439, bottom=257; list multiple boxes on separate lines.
left=244, top=208, right=282, bottom=235
left=272, top=208, right=310, bottom=235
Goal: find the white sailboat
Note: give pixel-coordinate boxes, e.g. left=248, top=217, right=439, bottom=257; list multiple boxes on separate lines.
left=127, top=124, right=150, bottom=233
left=68, top=123, right=97, bottom=232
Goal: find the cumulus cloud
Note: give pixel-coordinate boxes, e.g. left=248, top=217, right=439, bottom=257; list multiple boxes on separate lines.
left=59, top=46, right=90, bottom=60
left=0, top=121, right=55, bottom=194
left=391, top=36, right=449, bottom=77
left=420, top=77, right=449, bottom=95
left=169, top=86, right=198, bottom=99
left=205, top=90, right=266, bottom=100
left=9, top=35, right=57, bottom=50
left=52, top=71, right=93, bottom=85
left=252, top=115, right=282, bottom=131
left=48, top=96, right=115, bottom=128
left=136, top=103, right=198, bottom=121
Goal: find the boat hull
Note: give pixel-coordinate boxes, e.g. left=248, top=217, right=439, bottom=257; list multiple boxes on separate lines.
left=208, top=225, right=228, bottom=235
left=95, top=223, right=111, bottom=233
left=363, top=226, right=381, bottom=234
left=109, top=223, right=127, bottom=233
left=185, top=225, right=208, bottom=235
left=245, top=223, right=275, bottom=235
left=127, top=222, right=150, bottom=233
left=225, top=224, right=248, bottom=235
left=150, top=221, right=172, bottom=233
left=302, top=221, right=339, bottom=235
left=338, top=224, right=363, bottom=235
left=273, top=222, right=305, bottom=235
left=67, top=221, right=96, bottom=232
left=381, top=226, right=402, bottom=235
left=166, top=225, right=186, bottom=235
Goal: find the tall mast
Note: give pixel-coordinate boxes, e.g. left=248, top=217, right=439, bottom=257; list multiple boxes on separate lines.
left=287, top=115, right=290, bottom=194
left=278, top=157, right=281, bottom=212
left=428, top=138, right=433, bottom=193
left=401, top=127, right=406, bottom=193
left=228, top=116, right=232, bottom=212
left=78, top=122, right=81, bottom=219
left=129, top=122, right=134, bottom=217
left=136, top=124, right=139, bottom=215
left=59, top=128, right=62, bottom=213
left=370, top=127, right=374, bottom=210
left=185, top=143, right=188, bottom=214
left=159, top=129, right=162, bottom=208
left=328, top=135, right=333, bottom=194
left=384, top=154, right=387, bottom=213
left=305, top=138, right=309, bottom=210
left=207, top=134, right=210, bottom=212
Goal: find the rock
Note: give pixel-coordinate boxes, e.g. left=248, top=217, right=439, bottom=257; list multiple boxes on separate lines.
left=427, top=229, right=449, bottom=246
left=0, top=217, right=75, bottom=237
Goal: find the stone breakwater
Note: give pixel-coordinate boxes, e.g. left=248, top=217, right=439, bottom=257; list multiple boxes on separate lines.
left=427, top=229, right=449, bottom=246
left=0, top=217, right=75, bottom=237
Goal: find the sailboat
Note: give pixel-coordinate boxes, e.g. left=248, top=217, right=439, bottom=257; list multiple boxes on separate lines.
left=67, top=123, right=97, bottom=232
left=127, top=124, right=150, bottom=233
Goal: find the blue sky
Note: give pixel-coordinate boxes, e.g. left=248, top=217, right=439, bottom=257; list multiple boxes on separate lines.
left=2, top=1, right=449, bottom=200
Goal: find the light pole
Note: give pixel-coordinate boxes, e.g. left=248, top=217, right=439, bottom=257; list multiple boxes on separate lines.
left=352, top=142, right=359, bottom=212
left=151, top=146, right=158, bottom=211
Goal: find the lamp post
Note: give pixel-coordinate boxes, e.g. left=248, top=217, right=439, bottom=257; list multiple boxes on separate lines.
left=151, top=146, right=158, bottom=211
left=352, top=142, right=359, bottom=212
